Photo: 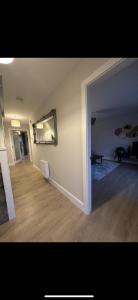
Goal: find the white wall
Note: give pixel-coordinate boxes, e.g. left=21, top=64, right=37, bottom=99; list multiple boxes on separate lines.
left=4, top=121, right=30, bottom=165
left=29, top=58, right=109, bottom=203
left=0, top=114, right=5, bottom=148
left=92, top=113, right=138, bottom=159
left=0, top=76, right=5, bottom=148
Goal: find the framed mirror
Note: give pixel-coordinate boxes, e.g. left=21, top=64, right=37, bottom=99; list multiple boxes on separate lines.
left=32, top=109, right=58, bottom=144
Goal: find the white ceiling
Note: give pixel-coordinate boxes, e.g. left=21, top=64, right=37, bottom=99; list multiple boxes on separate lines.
left=88, top=59, right=138, bottom=119
left=0, top=58, right=81, bottom=123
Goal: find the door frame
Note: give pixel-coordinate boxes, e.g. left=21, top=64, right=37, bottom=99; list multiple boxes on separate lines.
left=0, top=148, right=16, bottom=220
left=9, top=128, right=32, bottom=165
left=10, top=129, right=22, bottom=164
left=81, top=57, right=138, bottom=214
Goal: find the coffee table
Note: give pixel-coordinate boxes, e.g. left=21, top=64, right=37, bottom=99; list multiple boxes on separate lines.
left=91, top=154, right=104, bottom=164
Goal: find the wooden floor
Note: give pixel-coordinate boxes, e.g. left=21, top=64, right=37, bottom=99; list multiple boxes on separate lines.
left=0, top=161, right=138, bottom=242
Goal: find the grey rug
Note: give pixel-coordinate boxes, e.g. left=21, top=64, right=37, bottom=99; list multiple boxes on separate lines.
left=92, top=160, right=120, bottom=181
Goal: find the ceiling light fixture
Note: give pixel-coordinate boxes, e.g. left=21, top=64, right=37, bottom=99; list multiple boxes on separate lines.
left=11, top=119, right=21, bottom=127
left=0, top=58, right=14, bottom=64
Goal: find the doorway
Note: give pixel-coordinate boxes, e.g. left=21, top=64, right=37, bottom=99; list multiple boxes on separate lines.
left=89, top=60, right=138, bottom=211
left=82, top=58, right=138, bottom=214
left=10, top=130, right=30, bottom=164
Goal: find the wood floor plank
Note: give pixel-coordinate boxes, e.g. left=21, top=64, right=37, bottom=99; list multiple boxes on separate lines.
left=0, top=161, right=138, bottom=241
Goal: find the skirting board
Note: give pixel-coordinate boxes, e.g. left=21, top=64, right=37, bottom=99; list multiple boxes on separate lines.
left=49, top=178, right=84, bottom=212
left=104, top=156, right=138, bottom=165
left=33, top=164, right=41, bottom=172
left=33, top=163, right=85, bottom=213
left=9, top=162, right=15, bottom=167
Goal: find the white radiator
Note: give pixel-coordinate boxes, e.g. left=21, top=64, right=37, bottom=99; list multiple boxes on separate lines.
left=40, top=160, right=49, bottom=179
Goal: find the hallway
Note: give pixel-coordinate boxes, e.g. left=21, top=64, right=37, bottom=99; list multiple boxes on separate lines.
left=0, top=161, right=138, bottom=241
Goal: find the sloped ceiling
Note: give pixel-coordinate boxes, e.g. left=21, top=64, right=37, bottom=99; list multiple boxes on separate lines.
left=0, top=58, right=81, bottom=123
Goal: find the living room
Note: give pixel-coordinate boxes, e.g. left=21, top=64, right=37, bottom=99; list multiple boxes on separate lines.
left=88, top=59, right=138, bottom=211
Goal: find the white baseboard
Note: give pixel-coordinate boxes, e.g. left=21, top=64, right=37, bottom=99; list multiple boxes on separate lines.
left=122, top=159, right=138, bottom=165
left=9, top=162, right=15, bottom=167
left=33, top=164, right=41, bottom=172
left=33, top=163, right=85, bottom=213
left=49, top=177, right=84, bottom=213
left=103, top=156, right=115, bottom=161
left=104, top=156, right=138, bottom=165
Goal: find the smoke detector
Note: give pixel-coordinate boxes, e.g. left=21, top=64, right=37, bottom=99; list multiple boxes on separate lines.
left=16, top=96, right=24, bottom=102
